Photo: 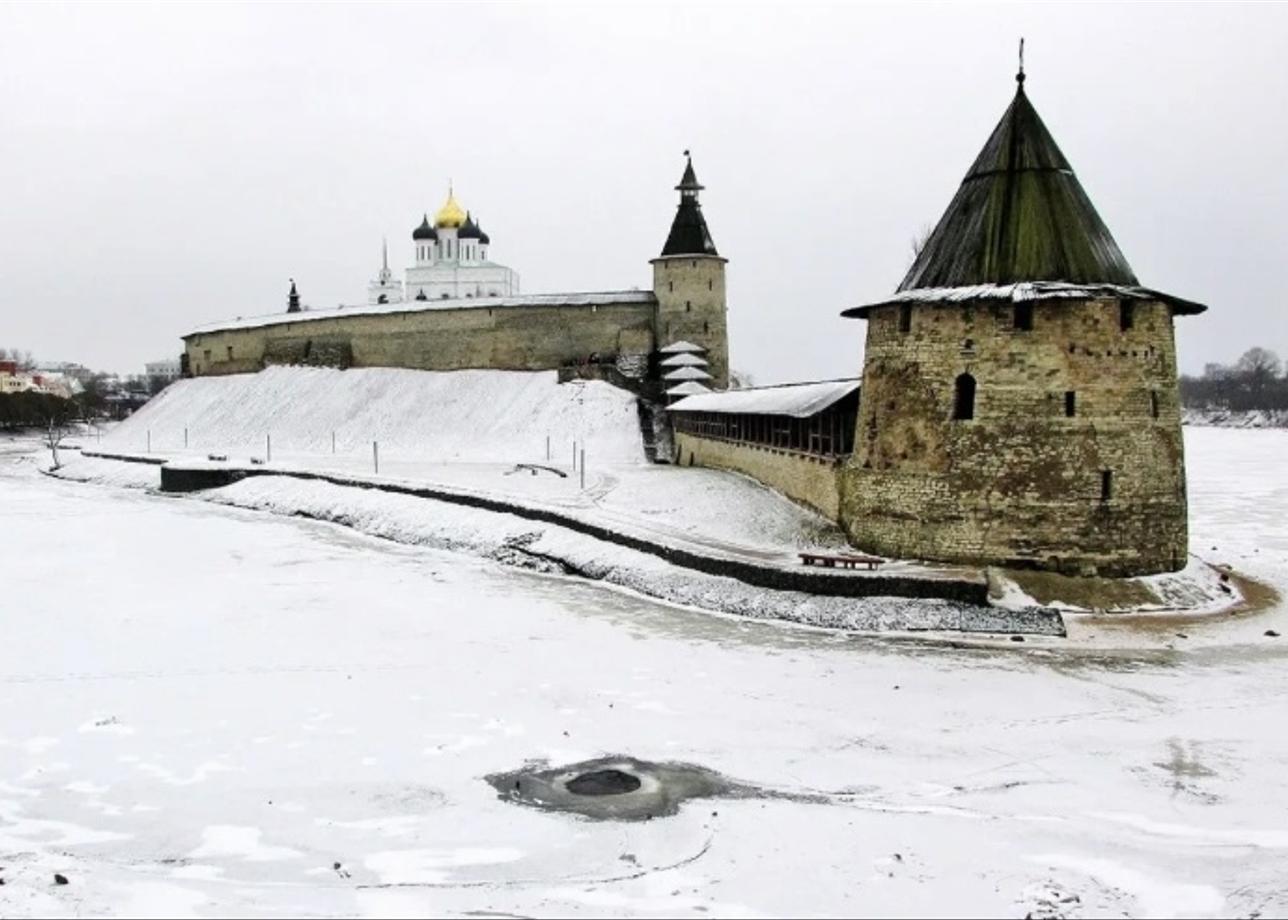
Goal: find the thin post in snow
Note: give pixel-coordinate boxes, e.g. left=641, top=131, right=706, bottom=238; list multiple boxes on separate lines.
left=572, top=441, right=577, bottom=471
left=580, top=448, right=585, bottom=490
left=373, top=440, right=379, bottom=475
left=332, top=431, right=336, bottom=454
left=184, top=427, right=189, bottom=449
left=546, top=435, right=550, bottom=462
left=146, top=429, right=151, bottom=453
left=267, top=433, right=272, bottom=463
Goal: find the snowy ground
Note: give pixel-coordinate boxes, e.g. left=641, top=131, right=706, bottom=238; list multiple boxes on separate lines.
left=1, top=427, right=1286, bottom=917
left=89, top=368, right=851, bottom=562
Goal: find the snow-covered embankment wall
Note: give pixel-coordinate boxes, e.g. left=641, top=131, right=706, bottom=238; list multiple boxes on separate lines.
left=1184, top=408, right=1288, bottom=429
left=102, top=366, right=646, bottom=464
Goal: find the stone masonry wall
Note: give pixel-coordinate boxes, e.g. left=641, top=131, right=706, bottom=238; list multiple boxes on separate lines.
left=675, top=431, right=843, bottom=519
left=185, top=302, right=656, bottom=378
left=839, top=298, right=1189, bottom=576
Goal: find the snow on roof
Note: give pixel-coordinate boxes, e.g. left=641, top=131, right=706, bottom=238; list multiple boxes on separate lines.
left=842, top=281, right=1207, bottom=318
left=670, top=378, right=860, bottom=418
left=666, top=381, right=712, bottom=396
left=186, top=290, right=659, bottom=337
left=662, top=366, right=713, bottom=382
left=660, top=353, right=709, bottom=368
left=658, top=340, right=706, bottom=354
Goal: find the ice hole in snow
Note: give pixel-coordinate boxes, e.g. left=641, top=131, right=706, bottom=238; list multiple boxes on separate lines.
left=565, top=769, right=642, bottom=796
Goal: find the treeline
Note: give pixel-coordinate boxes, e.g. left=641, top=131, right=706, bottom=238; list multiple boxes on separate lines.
left=0, top=391, right=79, bottom=430
left=1180, top=348, right=1288, bottom=412
left=0, top=347, right=35, bottom=370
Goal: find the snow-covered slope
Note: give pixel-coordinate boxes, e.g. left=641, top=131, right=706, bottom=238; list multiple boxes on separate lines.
left=103, top=367, right=646, bottom=464
left=1184, top=407, right=1288, bottom=429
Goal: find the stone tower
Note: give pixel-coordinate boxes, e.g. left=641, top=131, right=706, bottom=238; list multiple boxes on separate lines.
left=651, top=154, right=729, bottom=389
left=838, top=68, right=1206, bottom=577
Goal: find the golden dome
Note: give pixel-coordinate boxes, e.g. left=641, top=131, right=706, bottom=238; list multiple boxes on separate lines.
left=434, top=187, right=467, bottom=228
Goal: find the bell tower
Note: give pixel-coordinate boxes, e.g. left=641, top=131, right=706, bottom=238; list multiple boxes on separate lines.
left=651, top=152, right=729, bottom=389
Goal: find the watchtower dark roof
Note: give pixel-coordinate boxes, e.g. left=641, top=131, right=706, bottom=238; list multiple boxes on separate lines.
left=844, top=69, right=1206, bottom=318
left=901, top=75, right=1137, bottom=291
left=660, top=153, right=719, bottom=257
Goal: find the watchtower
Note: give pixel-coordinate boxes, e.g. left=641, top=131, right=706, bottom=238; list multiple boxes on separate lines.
left=651, top=153, right=729, bottom=389
left=839, top=65, right=1206, bottom=576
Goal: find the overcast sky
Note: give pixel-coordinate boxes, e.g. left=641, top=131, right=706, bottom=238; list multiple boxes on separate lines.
left=2, top=2, right=1285, bottom=382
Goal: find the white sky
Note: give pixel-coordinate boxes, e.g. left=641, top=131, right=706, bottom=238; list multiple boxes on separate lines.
left=2, top=2, right=1285, bottom=381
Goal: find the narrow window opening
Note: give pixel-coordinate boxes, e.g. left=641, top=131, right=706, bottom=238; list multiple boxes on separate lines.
left=708, top=279, right=713, bottom=291
left=1065, top=391, right=1076, bottom=417
left=703, top=320, right=709, bottom=334
left=668, top=281, right=673, bottom=292
left=1150, top=391, right=1160, bottom=418
left=1119, top=300, right=1135, bottom=331
left=1014, top=303, right=1034, bottom=331
left=898, top=303, right=912, bottom=334
left=686, top=300, right=691, bottom=312
left=227, top=345, right=234, bottom=359
left=952, top=373, right=976, bottom=421
left=1100, top=470, right=1113, bottom=502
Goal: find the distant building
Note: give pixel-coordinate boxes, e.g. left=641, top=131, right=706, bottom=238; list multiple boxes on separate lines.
left=0, top=362, right=76, bottom=398
left=366, top=240, right=404, bottom=306
left=145, top=358, right=182, bottom=382
left=401, top=189, right=519, bottom=303
left=0, top=361, right=26, bottom=393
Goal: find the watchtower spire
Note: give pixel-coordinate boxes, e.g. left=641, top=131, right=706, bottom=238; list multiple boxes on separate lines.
left=660, top=150, right=717, bottom=256
left=1017, top=37, right=1025, bottom=86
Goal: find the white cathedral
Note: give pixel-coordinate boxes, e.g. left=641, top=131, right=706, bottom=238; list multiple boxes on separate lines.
left=367, top=188, right=521, bottom=305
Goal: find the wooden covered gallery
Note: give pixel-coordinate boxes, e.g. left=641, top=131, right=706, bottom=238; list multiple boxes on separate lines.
left=668, top=379, right=861, bottom=518
left=670, top=378, right=860, bottom=459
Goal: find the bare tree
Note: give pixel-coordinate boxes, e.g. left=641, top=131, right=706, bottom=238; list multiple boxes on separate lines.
left=1236, top=347, right=1282, bottom=407
left=45, top=417, right=71, bottom=470
left=1236, top=347, right=1282, bottom=379
left=728, top=369, right=755, bottom=390
left=907, top=223, right=934, bottom=267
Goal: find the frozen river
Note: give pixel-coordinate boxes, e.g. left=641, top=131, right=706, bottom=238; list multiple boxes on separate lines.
left=1, top=429, right=1287, bottom=918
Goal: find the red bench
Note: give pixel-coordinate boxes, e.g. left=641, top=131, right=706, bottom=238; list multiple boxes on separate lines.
left=799, top=552, right=885, bottom=571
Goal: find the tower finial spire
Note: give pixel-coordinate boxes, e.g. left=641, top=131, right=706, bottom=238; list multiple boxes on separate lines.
left=676, top=151, right=703, bottom=195
left=1017, top=37, right=1026, bottom=86
left=382, top=237, right=388, bottom=272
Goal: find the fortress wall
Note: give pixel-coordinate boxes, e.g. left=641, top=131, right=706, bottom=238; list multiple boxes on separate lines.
left=186, top=301, right=656, bottom=378
left=839, top=298, right=1189, bottom=576
left=674, top=432, right=843, bottom=520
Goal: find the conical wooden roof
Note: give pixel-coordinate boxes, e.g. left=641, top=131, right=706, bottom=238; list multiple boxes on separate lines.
left=659, top=155, right=719, bottom=258
left=902, top=77, right=1136, bottom=290
left=844, top=73, right=1206, bottom=318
